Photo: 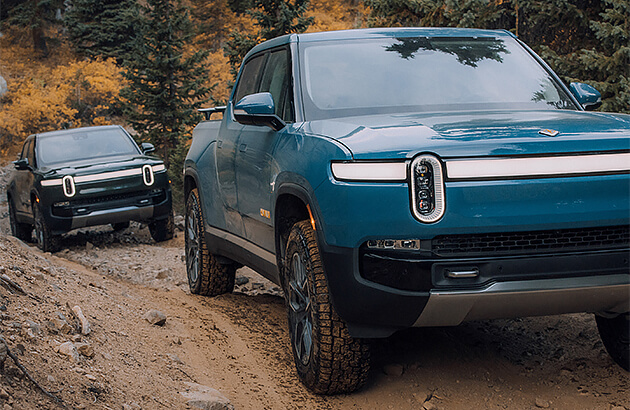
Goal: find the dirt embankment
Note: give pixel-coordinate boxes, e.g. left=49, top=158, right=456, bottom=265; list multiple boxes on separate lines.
left=0, top=164, right=628, bottom=409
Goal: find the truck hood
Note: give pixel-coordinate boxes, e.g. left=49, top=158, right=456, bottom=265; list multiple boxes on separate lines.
left=39, top=155, right=163, bottom=177
left=302, top=110, right=630, bottom=159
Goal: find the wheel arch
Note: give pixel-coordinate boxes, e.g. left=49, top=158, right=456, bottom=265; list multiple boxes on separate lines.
left=274, top=182, right=323, bottom=278
left=183, top=169, right=199, bottom=203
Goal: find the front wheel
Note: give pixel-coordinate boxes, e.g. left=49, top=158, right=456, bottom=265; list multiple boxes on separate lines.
left=185, top=188, right=235, bottom=296
left=283, top=220, right=370, bottom=394
left=596, top=312, right=629, bottom=371
left=33, top=202, right=56, bottom=252
left=149, top=211, right=174, bottom=242
left=111, top=221, right=130, bottom=231
left=9, top=198, right=32, bottom=241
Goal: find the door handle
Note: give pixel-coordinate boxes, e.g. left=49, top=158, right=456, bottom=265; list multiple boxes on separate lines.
left=239, top=144, right=247, bottom=152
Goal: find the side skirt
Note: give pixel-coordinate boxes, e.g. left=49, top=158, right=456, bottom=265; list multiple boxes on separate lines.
left=204, top=224, right=281, bottom=285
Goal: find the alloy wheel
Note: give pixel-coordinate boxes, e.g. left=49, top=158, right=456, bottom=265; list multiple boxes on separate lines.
left=288, top=252, right=313, bottom=366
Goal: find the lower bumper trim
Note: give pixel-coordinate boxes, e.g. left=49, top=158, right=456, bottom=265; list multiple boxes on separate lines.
left=413, top=274, right=630, bottom=327
left=70, top=206, right=154, bottom=229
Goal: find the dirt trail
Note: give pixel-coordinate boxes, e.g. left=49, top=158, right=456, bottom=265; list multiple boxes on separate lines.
left=0, top=164, right=628, bottom=409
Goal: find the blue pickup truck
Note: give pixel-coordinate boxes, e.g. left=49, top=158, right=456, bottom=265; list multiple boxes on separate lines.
left=184, top=28, right=630, bottom=394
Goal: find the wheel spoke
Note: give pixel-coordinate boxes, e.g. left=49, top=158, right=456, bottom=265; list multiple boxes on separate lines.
left=300, top=319, right=313, bottom=363
left=185, top=209, right=200, bottom=283
left=288, top=252, right=313, bottom=365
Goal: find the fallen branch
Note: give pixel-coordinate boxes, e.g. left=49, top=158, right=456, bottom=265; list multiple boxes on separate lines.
left=0, top=335, right=64, bottom=406
left=0, top=274, right=41, bottom=302
left=0, top=274, right=26, bottom=295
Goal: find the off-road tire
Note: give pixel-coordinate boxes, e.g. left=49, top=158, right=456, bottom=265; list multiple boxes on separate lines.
left=596, top=312, right=630, bottom=371
left=284, top=220, right=370, bottom=395
left=111, top=221, right=130, bottom=231
left=149, top=211, right=174, bottom=242
left=9, top=198, right=32, bottom=241
left=185, top=188, right=235, bottom=296
left=33, top=202, right=57, bottom=252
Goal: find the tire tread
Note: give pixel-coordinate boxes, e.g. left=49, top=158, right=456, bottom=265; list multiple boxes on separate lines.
left=285, top=220, right=369, bottom=395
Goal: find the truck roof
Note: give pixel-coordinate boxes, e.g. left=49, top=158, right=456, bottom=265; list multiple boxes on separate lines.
left=247, top=27, right=516, bottom=57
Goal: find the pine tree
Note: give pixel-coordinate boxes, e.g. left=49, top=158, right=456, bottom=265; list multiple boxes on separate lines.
left=64, top=0, right=141, bottom=64
left=120, top=0, right=211, bottom=172
left=535, top=0, right=628, bottom=112
left=224, top=0, right=314, bottom=80
left=4, top=0, right=64, bottom=56
left=366, top=0, right=628, bottom=113
left=583, top=0, right=629, bottom=112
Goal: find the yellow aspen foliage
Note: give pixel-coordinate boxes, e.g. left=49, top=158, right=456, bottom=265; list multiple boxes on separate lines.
left=307, top=0, right=368, bottom=32
left=205, top=50, right=234, bottom=104
left=0, top=37, right=125, bottom=159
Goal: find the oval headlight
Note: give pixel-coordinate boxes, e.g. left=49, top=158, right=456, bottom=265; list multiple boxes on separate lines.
left=410, top=155, right=444, bottom=223
left=62, top=175, right=76, bottom=197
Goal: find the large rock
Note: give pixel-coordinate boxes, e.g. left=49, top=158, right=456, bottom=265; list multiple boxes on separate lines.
left=144, top=309, right=167, bottom=326
left=0, top=75, right=7, bottom=98
left=55, top=342, right=79, bottom=362
left=180, top=383, right=233, bottom=410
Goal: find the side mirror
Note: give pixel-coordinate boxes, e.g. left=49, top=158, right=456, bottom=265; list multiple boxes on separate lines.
left=233, top=92, right=286, bottom=131
left=141, top=142, right=155, bottom=154
left=570, top=82, right=602, bottom=111
left=13, top=158, right=29, bottom=170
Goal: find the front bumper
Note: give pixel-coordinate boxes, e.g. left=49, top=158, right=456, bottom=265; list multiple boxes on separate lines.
left=42, top=186, right=172, bottom=235
left=414, top=275, right=630, bottom=327
left=320, top=243, right=630, bottom=338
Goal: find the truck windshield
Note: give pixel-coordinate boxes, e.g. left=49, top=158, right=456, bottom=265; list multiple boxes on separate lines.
left=300, top=36, right=577, bottom=120
left=37, top=128, right=140, bottom=166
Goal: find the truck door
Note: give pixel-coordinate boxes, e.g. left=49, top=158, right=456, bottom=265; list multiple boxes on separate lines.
left=216, top=53, right=266, bottom=237
left=235, top=48, right=293, bottom=253
left=14, top=137, right=36, bottom=217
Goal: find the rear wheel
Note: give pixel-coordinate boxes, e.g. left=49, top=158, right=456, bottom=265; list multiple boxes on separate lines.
left=111, top=221, right=130, bottom=231
left=33, top=202, right=56, bottom=252
left=283, top=220, right=370, bottom=394
left=8, top=198, right=32, bottom=241
left=149, top=211, right=174, bottom=242
left=185, top=188, right=235, bottom=296
left=596, top=312, right=629, bottom=371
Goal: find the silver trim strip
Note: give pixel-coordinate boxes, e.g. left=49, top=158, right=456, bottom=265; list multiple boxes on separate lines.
left=42, top=164, right=165, bottom=187
left=413, top=275, right=630, bottom=327
left=446, top=153, right=630, bottom=179
left=41, top=179, right=62, bottom=187
left=206, top=224, right=276, bottom=266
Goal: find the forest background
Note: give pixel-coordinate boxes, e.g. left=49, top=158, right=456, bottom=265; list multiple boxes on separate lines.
left=0, top=0, right=628, bottom=211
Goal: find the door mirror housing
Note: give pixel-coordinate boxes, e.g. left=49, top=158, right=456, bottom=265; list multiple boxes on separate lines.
left=570, top=82, right=602, bottom=111
left=141, top=142, right=155, bottom=155
left=13, top=158, right=30, bottom=170
left=233, top=92, right=286, bottom=131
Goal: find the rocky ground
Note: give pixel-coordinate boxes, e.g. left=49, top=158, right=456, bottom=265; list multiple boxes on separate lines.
left=0, top=163, right=628, bottom=409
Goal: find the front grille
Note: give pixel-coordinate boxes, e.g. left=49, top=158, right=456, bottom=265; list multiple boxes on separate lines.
left=70, top=191, right=146, bottom=206
left=432, top=225, right=629, bottom=257
left=51, top=189, right=167, bottom=217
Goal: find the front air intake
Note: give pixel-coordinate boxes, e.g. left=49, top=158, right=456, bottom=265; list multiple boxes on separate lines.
left=410, top=155, right=444, bottom=223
